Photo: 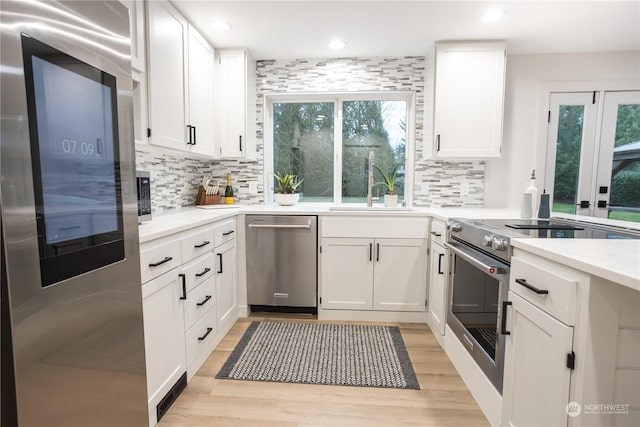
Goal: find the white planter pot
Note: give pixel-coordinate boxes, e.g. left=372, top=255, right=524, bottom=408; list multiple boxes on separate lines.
left=384, top=194, right=398, bottom=207
left=274, top=193, right=300, bottom=206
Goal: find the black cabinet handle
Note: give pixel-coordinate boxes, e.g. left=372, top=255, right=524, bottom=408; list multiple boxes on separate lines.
left=186, top=125, right=193, bottom=145
left=179, top=273, right=186, bottom=300
left=369, top=243, right=372, bottom=261
left=501, top=301, right=512, bottom=335
left=196, top=295, right=212, bottom=307
left=515, top=278, right=549, bottom=295
left=198, top=327, right=213, bottom=341
left=217, top=253, right=223, bottom=274
left=239, top=135, right=242, bottom=151
left=193, top=125, right=196, bottom=145
left=436, top=134, right=441, bottom=151
left=431, top=231, right=442, bottom=237
left=194, top=241, right=210, bottom=248
left=149, top=256, right=172, bottom=267
left=376, top=243, right=380, bottom=262
left=195, top=267, right=211, bottom=278
left=437, top=253, right=444, bottom=275
left=222, top=230, right=235, bottom=236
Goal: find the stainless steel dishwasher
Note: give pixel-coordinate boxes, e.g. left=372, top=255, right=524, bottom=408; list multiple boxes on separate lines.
left=246, top=215, right=318, bottom=313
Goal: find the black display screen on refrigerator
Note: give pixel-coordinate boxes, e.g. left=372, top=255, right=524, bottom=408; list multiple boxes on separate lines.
left=21, top=34, right=125, bottom=287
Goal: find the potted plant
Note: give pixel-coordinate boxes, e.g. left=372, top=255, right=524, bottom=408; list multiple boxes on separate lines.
left=273, top=172, right=304, bottom=206
left=374, top=164, right=401, bottom=207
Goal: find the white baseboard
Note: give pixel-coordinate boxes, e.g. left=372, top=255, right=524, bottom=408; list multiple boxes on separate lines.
left=445, top=325, right=502, bottom=427
left=426, top=318, right=445, bottom=349
left=318, top=309, right=428, bottom=323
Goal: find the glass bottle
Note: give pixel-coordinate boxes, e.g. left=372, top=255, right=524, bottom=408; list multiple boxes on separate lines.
left=224, top=173, right=234, bottom=204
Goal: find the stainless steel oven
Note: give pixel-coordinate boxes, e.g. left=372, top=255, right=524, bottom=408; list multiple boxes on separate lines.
left=444, top=217, right=640, bottom=395
left=446, top=239, right=510, bottom=393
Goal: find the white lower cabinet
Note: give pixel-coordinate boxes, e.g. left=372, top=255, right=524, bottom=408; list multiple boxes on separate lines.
left=141, top=217, right=238, bottom=426
left=215, top=239, right=238, bottom=335
left=427, top=222, right=447, bottom=338
left=373, top=238, right=428, bottom=311
left=501, top=291, right=574, bottom=427
left=321, top=238, right=374, bottom=310
left=320, top=218, right=428, bottom=314
left=142, top=270, right=186, bottom=427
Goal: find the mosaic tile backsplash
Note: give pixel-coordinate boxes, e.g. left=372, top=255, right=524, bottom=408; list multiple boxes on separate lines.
left=136, top=56, right=485, bottom=212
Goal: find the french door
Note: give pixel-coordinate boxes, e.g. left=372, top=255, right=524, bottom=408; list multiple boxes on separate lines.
left=545, top=90, right=640, bottom=222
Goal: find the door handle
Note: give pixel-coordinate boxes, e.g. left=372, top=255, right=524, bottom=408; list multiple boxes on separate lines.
left=198, top=327, right=213, bottom=341
left=217, top=253, right=223, bottom=274
left=222, top=230, right=235, bottom=236
left=196, top=295, right=212, bottom=306
left=515, top=278, right=549, bottom=295
left=376, top=243, right=380, bottom=262
left=149, top=256, right=172, bottom=267
left=437, top=253, right=444, bottom=274
left=501, top=301, right=512, bottom=335
left=195, top=267, right=211, bottom=278
left=369, top=243, right=372, bottom=261
left=194, top=241, right=210, bottom=248
left=239, top=135, right=242, bottom=151
left=179, top=273, right=187, bottom=300
left=248, top=221, right=311, bottom=229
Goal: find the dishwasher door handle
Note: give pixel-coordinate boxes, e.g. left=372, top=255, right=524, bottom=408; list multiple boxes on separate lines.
left=248, top=220, right=312, bottom=230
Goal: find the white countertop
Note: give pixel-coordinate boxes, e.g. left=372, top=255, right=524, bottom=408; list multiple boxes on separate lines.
left=511, top=238, right=640, bottom=291
left=138, top=206, right=242, bottom=243
left=138, top=204, right=639, bottom=291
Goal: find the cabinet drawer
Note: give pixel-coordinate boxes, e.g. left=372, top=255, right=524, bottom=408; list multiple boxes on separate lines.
left=181, top=253, right=216, bottom=293
left=185, top=304, right=217, bottom=371
left=510, top=255, right=586, bottom=325
left=140, top=239, right=182, bottom=284
left=214, top=219, right=236, bottom=246
left=184, top=275, right=215, bottom=331
left=430, top=220, right=446, bottom=245
left=181, top=225, right=215, bottom=263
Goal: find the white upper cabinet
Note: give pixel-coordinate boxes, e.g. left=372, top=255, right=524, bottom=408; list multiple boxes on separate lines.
left=146, top=0, right=188, bottom=151
left=216, top=49, right=257, bottom=160
left=431, top=41, right=506, bottom=159
left=146, top=1, right=215, bottom=157
left=187, top=24, right=215, bottom=157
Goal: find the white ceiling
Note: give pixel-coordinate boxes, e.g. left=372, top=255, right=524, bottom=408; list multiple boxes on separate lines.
left=172, top=1, right=640, bottom=60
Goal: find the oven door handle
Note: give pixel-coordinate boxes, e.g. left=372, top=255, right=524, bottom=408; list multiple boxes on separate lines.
left=444, top=241, right=508, bottom=275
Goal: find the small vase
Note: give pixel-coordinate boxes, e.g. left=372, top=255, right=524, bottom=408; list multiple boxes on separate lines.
left=384, top=194, right=398, bottom=207
left=274, top=193, right=300, bottom=206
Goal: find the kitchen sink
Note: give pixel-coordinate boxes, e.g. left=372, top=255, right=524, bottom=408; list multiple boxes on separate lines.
left=329, top=205, right=415, bottom=212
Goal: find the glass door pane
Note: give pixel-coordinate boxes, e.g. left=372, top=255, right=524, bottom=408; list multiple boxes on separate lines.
left=341, top=100, right=406, bottom=203
left=595, top=91, right=640, bottom=222
left=273, top=102, right=334, bottom=202
left=545, top=93, right=598, bottom=216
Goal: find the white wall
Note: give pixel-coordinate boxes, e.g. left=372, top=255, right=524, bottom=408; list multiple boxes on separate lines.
left=484, top=51, right=640, bottom=209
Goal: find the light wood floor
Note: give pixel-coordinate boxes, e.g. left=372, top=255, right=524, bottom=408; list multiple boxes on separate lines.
left=158, top=314, right=489, bottom=426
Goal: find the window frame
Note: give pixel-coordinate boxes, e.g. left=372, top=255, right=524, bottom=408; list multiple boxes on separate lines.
left=263, top=92, right=416, bottom=205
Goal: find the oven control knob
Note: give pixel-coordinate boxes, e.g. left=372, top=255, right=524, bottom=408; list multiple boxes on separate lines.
left=482, top=235, right=493, bottom=247
left=450, top=222, right=463, bottom=232
left=492, top=237, right=508, bottom=251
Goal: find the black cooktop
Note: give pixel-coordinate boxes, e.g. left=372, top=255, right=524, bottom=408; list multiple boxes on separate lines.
left=505, top=221, right=583, bottom=231
left=467, top=219, right=640, bottom=240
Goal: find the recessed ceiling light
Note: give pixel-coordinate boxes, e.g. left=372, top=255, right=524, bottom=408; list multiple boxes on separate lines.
left=328, top=39, right=347, bottom=50
left=211, top=20, right=232, bottom=32
left=481, top=9, right=507, bottom=23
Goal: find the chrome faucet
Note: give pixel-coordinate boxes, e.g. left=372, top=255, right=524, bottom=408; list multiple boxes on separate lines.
left=367, top=151, right=374, bottom=207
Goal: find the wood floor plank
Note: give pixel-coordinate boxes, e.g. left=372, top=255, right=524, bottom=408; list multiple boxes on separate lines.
left=157, top=314, right=489, bottom=427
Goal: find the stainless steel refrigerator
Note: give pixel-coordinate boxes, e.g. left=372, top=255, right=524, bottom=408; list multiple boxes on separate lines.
left=1, top=1, right=148, bottom=425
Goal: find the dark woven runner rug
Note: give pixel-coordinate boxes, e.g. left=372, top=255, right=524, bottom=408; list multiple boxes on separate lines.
left=216, top=321, right=420, bottom=390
